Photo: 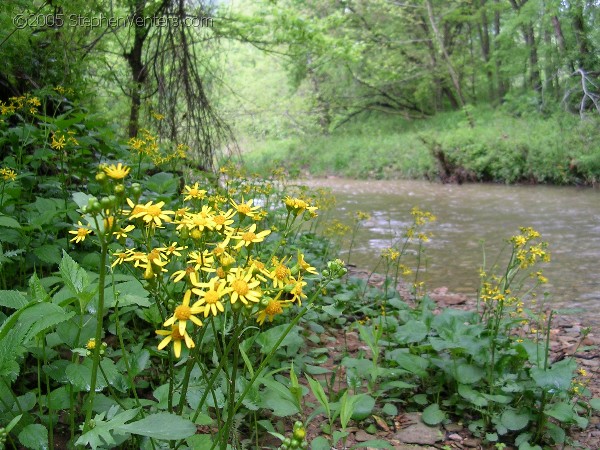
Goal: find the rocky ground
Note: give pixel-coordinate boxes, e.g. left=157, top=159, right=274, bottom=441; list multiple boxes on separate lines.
left=300, top=269, right=600, bottom=450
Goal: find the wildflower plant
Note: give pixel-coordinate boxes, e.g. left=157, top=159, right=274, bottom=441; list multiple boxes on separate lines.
left=62, top=162, right=339, bottom=448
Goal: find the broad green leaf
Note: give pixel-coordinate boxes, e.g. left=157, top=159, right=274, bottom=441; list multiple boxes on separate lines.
left=545, top=402, right=575, bottom=422
left=458, top=384, right=488, bottom=407
left=59, top=250, right=89, bottom=295
left=115, top=412, right=196, bottom=440
left=23, top=303, right=75, bottom=340
left=72, top=192, right=94, bottom=210
left=530, top=359, right=576, bottom=391
left=33, top=245, right=62, bottom=265
left=255, top=324, right=303, bottom=354
left=422, top=403, right=445, bottom=425
left=501, top=409, right=530, bottom=431
left=382, top=403, right=398, bottom=416
left=0, top=326, right=27, bottom=381
left=545, top=422, right=566, bottom=444
left=590, top=398, right=600, bottom=410
left=76, top=406, right=140, bottom=450
left=0, top=290, right=29, bottom=309
left=187, top=434, right=213, bottom=448
left=105, top=280, right=150, bottom=308
left=387, top=351, right=429, bottom=377
left=311, top=436, right=331, bottom=450
left=306, top=375, right=330, bottom=418
left=0, top=214, right=21, bottom=228
left=18, top=424, right=48, bottom=450
left=455, top=363, right=484, bottom=384
left=259, top=376, right=300, bottom=417
left=394, top=319, right=428, bottom=343
left=351, top=394, right=375, bottom=421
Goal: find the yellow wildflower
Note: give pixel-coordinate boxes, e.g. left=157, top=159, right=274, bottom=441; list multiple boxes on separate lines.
left=227, top=268, right=262, bottom=305
left=192, top=277, right=231, bottom=317
left=156, top=325, right=194, bottom=358
left=163, top=290, right=204, bottom=335
left=69, top=221, right=92, bottom=243
left=103, top=163, right=131, bottom=180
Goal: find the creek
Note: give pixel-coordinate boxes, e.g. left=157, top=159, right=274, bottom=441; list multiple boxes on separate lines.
left=305, top=178, right=600, bottom=323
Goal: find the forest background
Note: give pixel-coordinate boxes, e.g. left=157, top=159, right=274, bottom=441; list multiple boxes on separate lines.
left=1, top=0, right=599, bottom=184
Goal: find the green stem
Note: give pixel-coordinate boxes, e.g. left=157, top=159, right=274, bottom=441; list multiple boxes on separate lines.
left=82, top=241, right=108, bottom=434
left=41, top=337, right=54, bottom=450
left=176, top=325, right=208, bottom=414
left=216, top=312, right=241, bottom=450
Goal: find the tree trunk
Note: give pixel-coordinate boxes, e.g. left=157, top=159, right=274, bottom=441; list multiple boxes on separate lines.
left=493, top=0, right=507, bottom=100
left=124, top=0, right=149, bottom=138
left=523, top=25, right=542, bottom=92
left=477, top=0, right=494, bottom=101
left=570, top=0, right=595, bottom=71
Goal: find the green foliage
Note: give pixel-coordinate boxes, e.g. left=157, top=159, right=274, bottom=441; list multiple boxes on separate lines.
left=243, top=107, right=600, bottom=185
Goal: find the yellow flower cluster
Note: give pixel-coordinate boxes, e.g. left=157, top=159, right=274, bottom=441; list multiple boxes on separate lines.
left=283, top=196, right=318, bottom=217
left=406, top=207, right=436, bottom=241
left=0, top=167, right=17, bottom=182
left=102, top=180, right=317, bottom=357
left=128, top=129, right=188, bottom=166
left=511, top=227, right=550, bottom=269
left=0, top=94, right=42, bottom=116
left=324, top=220, right=351, bottom=237
left=50, top=130, right=79, bottom=150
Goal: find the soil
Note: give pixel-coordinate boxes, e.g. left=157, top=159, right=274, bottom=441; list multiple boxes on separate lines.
left=296, top=268, right=600, bottom=450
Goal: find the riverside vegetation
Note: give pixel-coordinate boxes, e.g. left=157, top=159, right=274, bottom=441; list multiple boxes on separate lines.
left=0, top=90, right=599, bottom=450
left=241, top=108, right=600, bottom=185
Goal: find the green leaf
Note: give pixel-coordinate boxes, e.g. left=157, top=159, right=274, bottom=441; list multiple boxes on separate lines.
left=590, top=398, right=600, bottom=411
left=33, top=245, right=62, bottom=265
left=187, top=434, right=213, bottom=448
left=458, top=384, right=488, bottom=407
left=0, top=326, right=27, bottom=381
left=394, top=319, right=428, bottom=343
left=386, top=351, right=429, bottom=377
left=0, top=290, right=29, bottom=309
left=115, top=412, right=197, bottom=440
left=306, top=375, right=330, bottom=418
left=545, top=402, right=575, bottom=422
left=255, top=324, right=303, bottom=354
left=382, top=403, right=398, bottom=416
left=351, top=394, right=375, bottom=421
left=0, top=214, right=21, bottom=228
left=76, top=406, right=140, bottom=449
left=59, top=250, right=89, bottom=295
left=22, top=303, right=75, bottom=339
left=455, top=363, right=485, bottom=384
left=422, top=403, right=445, bottom=425
left=545, top=422, right=566, bottom=444
left=5, top=414, right=23, bottom=433
left=501, top=409, right=530, bottom=431
left=311, top=436, right=331, bottom=450
left=18, top=424, right=48, bottom=450
left=530, top=359, right=576, bottom=391
left=259, top=375, right=300, bottom=417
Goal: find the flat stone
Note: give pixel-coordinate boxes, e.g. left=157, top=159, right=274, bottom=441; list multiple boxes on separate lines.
left=393, top=445, right=437, bottom=450
left=463, top=437, right=481, bottom=447
left=444, top=423, right=464, bottom=432
left=355, top=430, right=375, bottom=442
left=448, top=433, right=462, bottom=441
left=393, top=413, right=443, bottom=445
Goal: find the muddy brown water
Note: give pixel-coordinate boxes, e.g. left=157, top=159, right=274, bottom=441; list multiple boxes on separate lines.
left=304, top=178, right=600, bottom=324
